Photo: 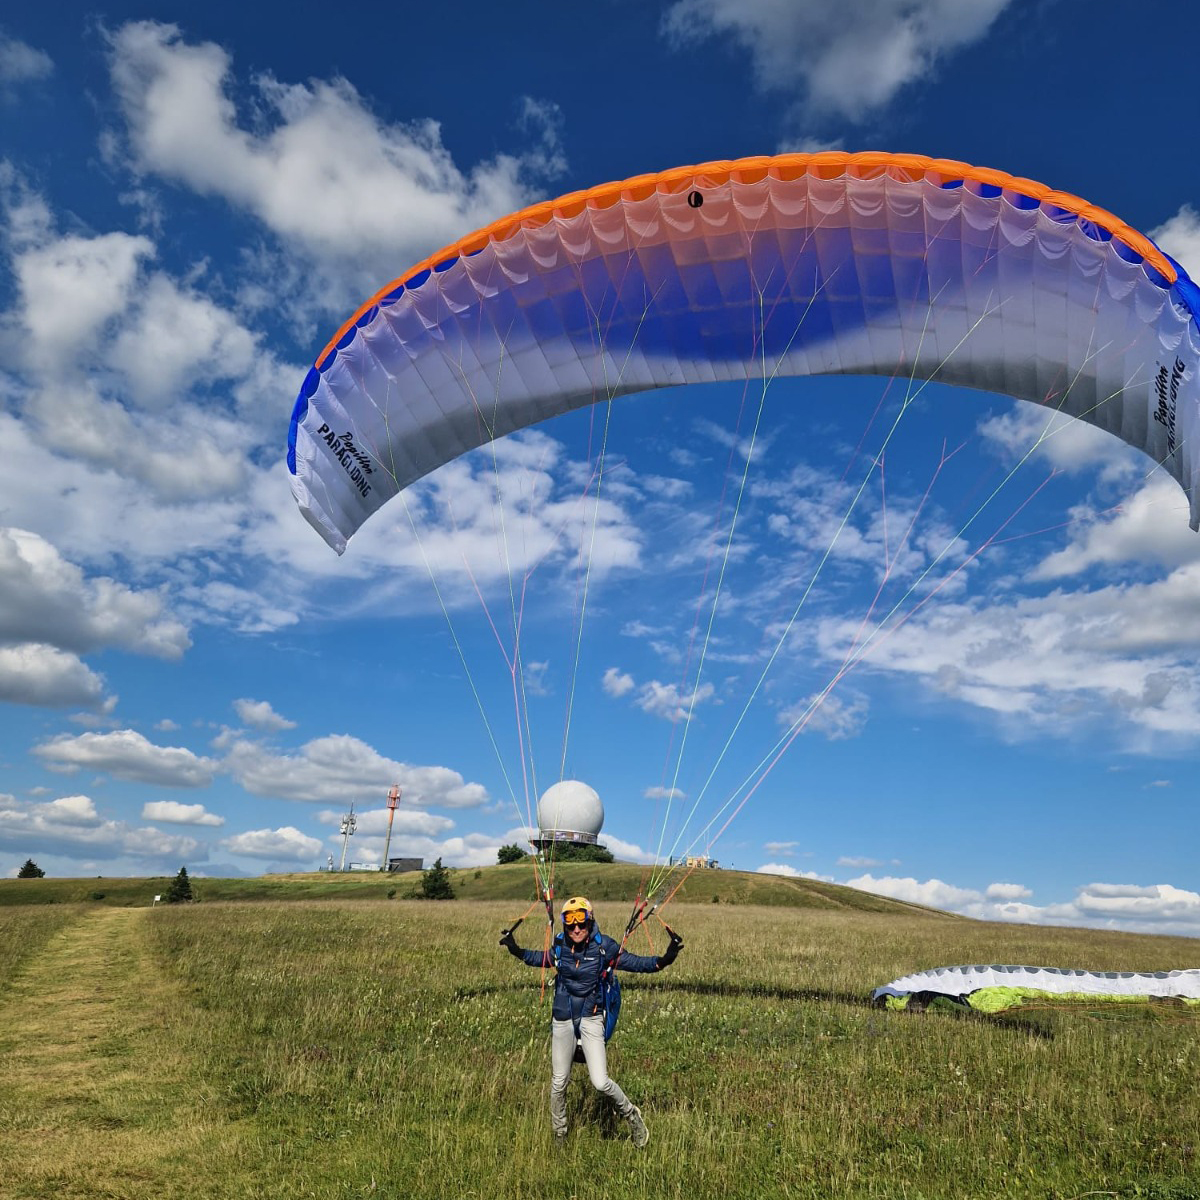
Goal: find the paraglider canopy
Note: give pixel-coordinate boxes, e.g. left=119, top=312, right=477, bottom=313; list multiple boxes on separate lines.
left=288, top=151, right=1200, bottom=555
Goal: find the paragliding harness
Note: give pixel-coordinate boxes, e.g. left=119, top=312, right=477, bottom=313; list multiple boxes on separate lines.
left=552, top=931, right=621, bottom=1064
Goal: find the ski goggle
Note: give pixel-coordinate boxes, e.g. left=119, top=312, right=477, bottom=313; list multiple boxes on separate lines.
left=562, top=909, right=590, bottom=926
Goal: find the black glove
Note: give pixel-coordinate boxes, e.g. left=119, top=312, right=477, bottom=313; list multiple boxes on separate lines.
left=656, top=925, right=684, bottom=969
left=499, top=928, right=520, bottom=955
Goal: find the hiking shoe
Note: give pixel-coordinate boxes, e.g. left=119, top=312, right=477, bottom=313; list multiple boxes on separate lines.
left=627, top=1104, right=649, bottom=1148
left=553, top=1128, right=567, bottom=1144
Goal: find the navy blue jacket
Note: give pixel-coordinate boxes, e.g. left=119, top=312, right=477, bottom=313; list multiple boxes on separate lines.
left=515, top=926, right=660, bottom=1024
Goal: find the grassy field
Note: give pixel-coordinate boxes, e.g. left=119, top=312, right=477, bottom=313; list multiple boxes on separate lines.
left=0, top=862, right=954, bottom=913
left=0, top=892, right=1197, bottom=1198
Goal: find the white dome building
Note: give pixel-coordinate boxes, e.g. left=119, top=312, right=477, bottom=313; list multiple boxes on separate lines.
left=535, top=780, right=605, bottom=848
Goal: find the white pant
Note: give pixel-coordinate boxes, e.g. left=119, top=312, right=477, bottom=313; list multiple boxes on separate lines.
left=549, top=1014, right=633, bottom=1134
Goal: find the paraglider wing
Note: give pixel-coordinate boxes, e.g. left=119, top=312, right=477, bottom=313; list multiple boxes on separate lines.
left=872, top=963, right=1200, bottom=1012
left=287, top=152, right=1200, bottom=554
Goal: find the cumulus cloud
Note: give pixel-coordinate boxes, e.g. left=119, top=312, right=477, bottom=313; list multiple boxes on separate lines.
left=595, top=832, right=658, bottom=866
left=814, top=559, right=1200, bottom=743
left=0, top=33, right=53, bottom=89
left=105, top=21, right=564, bottom=304
left=222, top=733, right=489, bottom=808
left=221, top=826, right=322, bottom=861
left=846, top=874, right=1200, bottom=935
left=315, top=806, right=454, bottom=837
left=757, top=862, right=833, bottom=881
left=233, top=698, right=297, bottom=732
left=141, top=800, right=224, bottom=827
left=0, top=792, right=201, bottom=862
left=763, top=840, right=800, bottom=857
left=0, top=528, right=190, bottom=658
left=985, top=881, right=1032, bottom=900
left=602, top=668, right=636, bottom=698
left=661, top=0, right=1011, bottom=121
left=644, top=786, right=685, bottom=801
left=846, top=873, right=983, bottom=910
left=0, top=643, right=110, bottom=709
left=1152, top=205, right=1200, bottom=280
left=604, top=668, right=716, bottom=722
left=33, top=729, right=216, bottom=786
left=781, top=690, right=869, bottom=740
left=978, top=406, right=1141, bottom=480
left=1032, top=478, right=1200, bottom=578
left=14, top=228, right=153, bottom=372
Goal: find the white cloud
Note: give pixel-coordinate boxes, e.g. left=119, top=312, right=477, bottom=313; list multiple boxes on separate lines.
left=1151, top=205, right=1200, bottom=280
left=316, top=806, right=454, bottom=837
left=0, top=643, right=110, bottom=709
left=978, top=405, right=1140, bottom=479
left=105, top=21, right=564, bottom=301
left=763, top=840, right=800, bottom=856
left=758, top=861, right=799, bottom=877
left=846, top=874, right=1200, bottom=935
left=1032, top=478, right=1200, bottom=578
left=33, top=729, right=216, bottom=787
left=0, top=33, right=52, bottom=89
left=814, top=560, right=1200, bottom=743
left=14, top=228, right=153, bottom=371
left=141, top=800, right=224, bottom=827
left=838, top=856, right=886, bottom=868
left=0, top=793, right=201, bottom=862
left=105, top=273, right=259, bottom=410
left=847, top=873, right=982, bottom=910
left=602, top=668, right=635, bottom=698
left=644, top=786, right=686, bottom=801
left=782, top=690, right=869, bottom=741
left=596, top=833, right=658, bottom=865
left=661, top=0, right=1011, bottom=121
left=985, top=881, right=1032, bottom=900
left=0, top=528, right=190, bottom=659
left=222, top=733, right=489, bottom=808
left=38, top=794, right=99, bottom=822
left=233, top=698, right=296, bottom=732
left=221, top=826, right=322, bottom=861
left=633, top=678, right=716, bottom=723
left=757, top=862, right=833, bottom=881
left=275, top=432, right=643, bottom=615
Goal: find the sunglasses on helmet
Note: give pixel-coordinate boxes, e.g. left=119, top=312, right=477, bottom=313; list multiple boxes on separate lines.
left=562, top=909, right=590, bottom=926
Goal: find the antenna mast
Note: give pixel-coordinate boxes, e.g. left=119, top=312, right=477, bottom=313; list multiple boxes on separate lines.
left=338, top=801, right=358, bottom=871
left=381, top=785, right=401, bottom=871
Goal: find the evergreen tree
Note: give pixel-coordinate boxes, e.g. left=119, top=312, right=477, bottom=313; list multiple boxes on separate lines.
left=164, top=866, right=193, bottom=903
left=497, top=844, right=527, bottom=864
left=17, top=858, right=45, bottom=878
left=418, top=857, right=455, bottom=899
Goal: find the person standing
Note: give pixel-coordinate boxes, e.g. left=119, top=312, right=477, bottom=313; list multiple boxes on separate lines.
left=500, top=895, right=683, bottom=1145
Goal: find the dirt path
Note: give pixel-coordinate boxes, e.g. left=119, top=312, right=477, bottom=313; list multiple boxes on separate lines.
left=0, top=907, right=248, bottom=1199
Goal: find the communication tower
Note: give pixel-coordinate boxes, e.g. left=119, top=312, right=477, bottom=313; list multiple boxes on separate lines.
left=338, top=801, right=358, bottom=871
left=380, top=784, right=402, bottom=870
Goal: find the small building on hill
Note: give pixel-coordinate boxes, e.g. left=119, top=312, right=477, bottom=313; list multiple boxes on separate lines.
left=387, top=857, right=423, bottom=874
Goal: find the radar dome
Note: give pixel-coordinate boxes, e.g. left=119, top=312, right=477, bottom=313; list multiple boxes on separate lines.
left=537, top=780, right=604, bottom=844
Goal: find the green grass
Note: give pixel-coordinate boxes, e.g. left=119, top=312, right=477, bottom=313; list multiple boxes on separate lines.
left=0, top=905, right=81, bottom=991
left=2, top=897, right=1198, bottom=1198
left=0, top=862, right=957, bottom=914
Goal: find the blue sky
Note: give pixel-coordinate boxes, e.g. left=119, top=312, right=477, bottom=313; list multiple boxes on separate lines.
left=2, top=1, right=1200, bottom=938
